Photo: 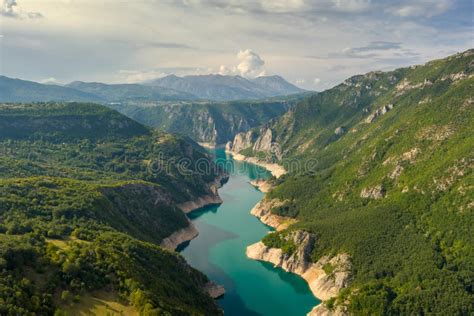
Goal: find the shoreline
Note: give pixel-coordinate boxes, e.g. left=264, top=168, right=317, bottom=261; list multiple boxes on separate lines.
left=160, top=219, right=199, bottom=250
left=172, top=148, right=327, bottom=312
left=225, top=151, right=287, bottom=179
left=198, top=142, right=287, bottom=179
left=197, top=142, right=226, bottom=149
left=250, top=199, right=297, bottom=231
left=177, top=194, right=223, bottom=214
left=249, top=179, right=272, bottom=193
left=246, top=241, right=350, bottom=316
left=239, top=159, right=346, bottom=315
left=161, top=173, right=228, bottom=250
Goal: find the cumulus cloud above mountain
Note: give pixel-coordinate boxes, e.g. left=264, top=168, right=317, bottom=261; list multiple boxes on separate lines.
left=219, top=49, right=267, bottom=78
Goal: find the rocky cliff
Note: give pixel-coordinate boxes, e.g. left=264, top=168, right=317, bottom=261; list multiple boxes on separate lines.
left=177, top=173, right=228, bottom=213
left=226, top=127, right=287, bottom=178
left=160, top=219, right=199, bottom=250
left=226, top=127, right=275, bottom=156
left=246, top=231, right=352, bottom=315
left=161, top=172, right=228, bottom=249
left=250, top=199, right=296, bottom=231
left=113, top=97, right=299, bottom=146
left=249, top=179, right=273, bottom=193
left=226, top=130, right=257, bottom=153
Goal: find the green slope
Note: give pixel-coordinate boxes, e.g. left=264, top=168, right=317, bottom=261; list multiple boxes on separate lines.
left=247, top=50, right=474, bottom=314
left=0, top=102, right=223, bottom=315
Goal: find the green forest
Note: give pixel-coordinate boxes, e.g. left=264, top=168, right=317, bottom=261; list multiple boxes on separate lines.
left=251, top=50, right=474, bottom=314
left=0, top=103, right=223, bottom=315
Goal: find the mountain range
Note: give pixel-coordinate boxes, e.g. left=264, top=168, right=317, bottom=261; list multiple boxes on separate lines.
left=0, top=74, right=305, bottom=103
left=146, top=74, right=305, bottom=101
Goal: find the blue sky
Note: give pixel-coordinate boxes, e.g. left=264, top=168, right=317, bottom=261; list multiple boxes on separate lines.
left=1, top=0, right=472, bottom=90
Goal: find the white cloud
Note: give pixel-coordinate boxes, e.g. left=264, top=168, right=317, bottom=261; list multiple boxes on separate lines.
left=388, top=0, right=452, bottom=18
left=260, top=0, right=305, bottom=13
left=236, top=49, right=265, bottom=77
left=218, top=49, right=267, bottom=78
left=1, top=0, right=42, bottom=19
left=313, top=78, right=321, bottom=85
left=118, top=70, right=167, bottom=83
left=218, top=65, right=233, bottom=75
left=331, top=0, right=371, bottom=13
left=39, top=77, right=59, bottom=84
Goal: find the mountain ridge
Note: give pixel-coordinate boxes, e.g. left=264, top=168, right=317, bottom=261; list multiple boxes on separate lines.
left=0, top=73, right=305, bottom=103
left=228, top=49, right=474, bottom=315
left=147, top=73, right=306, bottom=101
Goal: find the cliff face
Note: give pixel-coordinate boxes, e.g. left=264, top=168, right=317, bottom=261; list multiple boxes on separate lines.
left=187, top=111, right=254, bottom=145
left=225, top=130, right=256, bottom=153
left=307, top=304, right=347, bottom=316
left=249, top=179, right=273, bottom=193
left=114, top=98, right=298, bottom=146
left=226, top=127, right=275, bottom=156
left=252, top=128, right=274, bottom=153
left=160, top=219, right=199, bottom=250
left=250, top=199, right=296, bottom=231
left=246, top=231, right=352, bottom=314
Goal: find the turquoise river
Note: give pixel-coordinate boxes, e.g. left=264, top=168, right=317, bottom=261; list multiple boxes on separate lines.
left=178, top=149, right=319, bottom=315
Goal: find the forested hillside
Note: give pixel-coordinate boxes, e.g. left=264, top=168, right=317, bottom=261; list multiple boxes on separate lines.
left=111, top=95, right=306, bottom=146
left=0, top=103, right=223, bottom=315
left=236, top=50, right=474, bottom=314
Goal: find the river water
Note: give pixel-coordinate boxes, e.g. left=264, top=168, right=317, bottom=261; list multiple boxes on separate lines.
left=178, top=149, right=319, bottom=315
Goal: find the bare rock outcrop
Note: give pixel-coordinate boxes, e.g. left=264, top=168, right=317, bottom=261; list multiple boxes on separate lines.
left=365, top=104, right=393, bottom=123
left=203, top=281, right=225, bottom=299
left=177, top=173, right=228, bottom=213
left=226, top=127, right=277, bottom=158
left=246, top=231, right=352, bottom=305
left=308, top=304, right=347, bottom=316
left=360, top=184, right=385, bottom=199
left=252, top=128, right=273, bottom=153
left=250, top=179, right=273, bottom=193
left=250, top=199, right=296, bottom=231
left=226, top=130, right=256, bottom=153
left=160, top=219, right=199, bottom=250
left=334, top=127, right=345, bottom=136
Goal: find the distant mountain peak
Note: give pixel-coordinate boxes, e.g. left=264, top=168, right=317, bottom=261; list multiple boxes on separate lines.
left=147, top=73, right=305, bottom=101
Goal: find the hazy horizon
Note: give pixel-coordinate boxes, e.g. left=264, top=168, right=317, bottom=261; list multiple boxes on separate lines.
left=1, top=0, right=472, bottom=91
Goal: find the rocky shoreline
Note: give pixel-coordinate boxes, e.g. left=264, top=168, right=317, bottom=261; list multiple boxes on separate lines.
left=250, top=199, right=297, bottom=231
left=160, top=218, right=199, bottom=250
left=162, top=173, right=228, bottom=249
left=229, top=152, right=287, bottom=178
left=177, top=194, right=223, bottom=214
left=160, top=171, right=228, bottom=300
left=232, top=148, right=350, bottom=315
left=203, top=281, right=226, bottom=299
left=249, top=178, right=272, bottom=193
left=160, top=193, right=222, bottom=250
left=246, top=231, right=351, bottom=316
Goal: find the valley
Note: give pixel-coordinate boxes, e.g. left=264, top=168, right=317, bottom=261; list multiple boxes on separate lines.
left=0, top=49, right=472, bottom=316
left=226, top=49, right=474, bottom=315
left=179, top=149, right=319, bottom=315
